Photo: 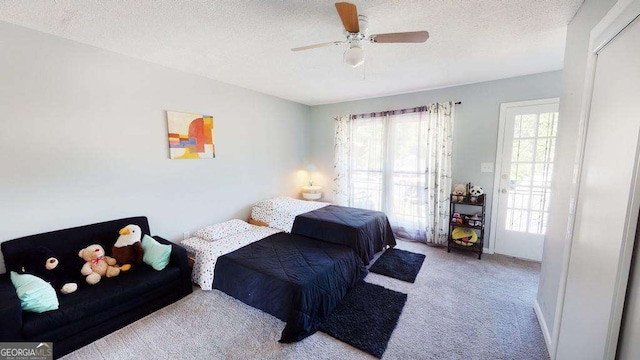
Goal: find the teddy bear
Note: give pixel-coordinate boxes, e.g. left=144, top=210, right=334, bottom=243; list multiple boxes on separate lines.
left=78, top=244, right=122, bottom=285
left=111, top=224, right=143, bottom=268
left=452, top=183, right=467, bottom=202
left=20, top=246, right=78, bottom=294
left=452, top=212, right=463, bottom=225
left=469, top=185, right=485, bottom=203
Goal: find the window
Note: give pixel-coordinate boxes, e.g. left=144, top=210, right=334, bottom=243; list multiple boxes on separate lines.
left=340, top=105, right=453, bottom=242
left=350, top=116, right=384, bottom=211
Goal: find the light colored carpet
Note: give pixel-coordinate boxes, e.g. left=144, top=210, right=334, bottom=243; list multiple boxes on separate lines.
left=62, top=241, right=548, bottom=360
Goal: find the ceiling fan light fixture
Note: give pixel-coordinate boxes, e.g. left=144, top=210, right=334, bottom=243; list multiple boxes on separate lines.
left=344, top=42, right=365, bottom=68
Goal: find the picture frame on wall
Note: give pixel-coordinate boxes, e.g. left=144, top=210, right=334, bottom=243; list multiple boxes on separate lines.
left=167, top=110, right=215, bottom=159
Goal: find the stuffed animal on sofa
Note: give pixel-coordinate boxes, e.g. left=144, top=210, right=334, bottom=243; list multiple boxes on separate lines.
left=452, top=184, right=467, bottom=202
left=111, top=224, right=143, bottom=269
left=20, top=246, right=78, bottom=294
left=469, top=185, right=485, bottom=203
left=78, top=244, right=123, bottom=285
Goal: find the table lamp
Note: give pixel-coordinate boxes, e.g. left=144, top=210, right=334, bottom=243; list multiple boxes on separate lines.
left=306, top=163, right=317, bottom=186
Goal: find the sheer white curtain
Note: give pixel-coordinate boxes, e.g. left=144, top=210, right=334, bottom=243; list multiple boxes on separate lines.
left=422, top=103, right=454, bottom=244
left=348, top=115, right=386, bottom=210
left=333, top=102, right=454, bottom=244
left=333, top=114, right=352, bottom=206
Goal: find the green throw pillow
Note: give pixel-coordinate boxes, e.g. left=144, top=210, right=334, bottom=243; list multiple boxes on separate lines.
left=142, top=235, right=172, bottom=271
left=10, top=271, right=59, bottom=313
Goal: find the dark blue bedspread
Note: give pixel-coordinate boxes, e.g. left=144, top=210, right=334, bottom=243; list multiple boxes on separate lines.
left=213, top=232, right=366, bottom=342
left=291, top=205, right=396, bottom=264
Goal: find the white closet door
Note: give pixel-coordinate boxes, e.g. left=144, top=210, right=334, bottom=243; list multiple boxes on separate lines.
left=556, top=17, right=640, bottom=360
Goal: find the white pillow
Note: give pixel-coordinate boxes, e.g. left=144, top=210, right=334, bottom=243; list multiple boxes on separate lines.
left=255, top=197, right=292, bottom=210
left=194, top=219, right=253, bottom=242
left=255, top=197, right=319, bottom=213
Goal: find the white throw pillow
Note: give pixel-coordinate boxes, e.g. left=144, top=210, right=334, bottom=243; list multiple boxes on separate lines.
left=194, top=219, right=252, bottom=242
left=255, top=197, right=292, bottom=210
left=255, top=197, right=326, bottom=214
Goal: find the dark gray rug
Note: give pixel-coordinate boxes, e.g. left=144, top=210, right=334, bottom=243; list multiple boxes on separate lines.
left=369, top=248, right=425, bottom=283
left=319, top=281, right=407, bottom=358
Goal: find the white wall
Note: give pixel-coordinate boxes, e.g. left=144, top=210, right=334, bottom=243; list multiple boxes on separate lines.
left=309, top=72, right=563, bottom=249
left=0, top=22, right=310, bottom=273
left=535, top=0, right=617, bottom=348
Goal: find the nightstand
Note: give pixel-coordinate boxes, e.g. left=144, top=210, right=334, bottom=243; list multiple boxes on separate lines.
left=301, top=185, right=322, bottom=200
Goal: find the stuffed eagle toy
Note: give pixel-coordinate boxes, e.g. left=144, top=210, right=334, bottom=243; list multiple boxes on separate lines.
left=111, top=224, right=144, bottom=269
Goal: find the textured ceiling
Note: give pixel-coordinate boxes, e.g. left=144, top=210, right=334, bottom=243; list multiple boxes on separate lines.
left=0, top=0, right=582, bottom=105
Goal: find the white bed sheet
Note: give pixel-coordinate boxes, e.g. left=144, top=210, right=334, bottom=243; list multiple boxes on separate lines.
left=181, top=225, right=281, bottom=290
left=251, top=197, right=329, bottom=232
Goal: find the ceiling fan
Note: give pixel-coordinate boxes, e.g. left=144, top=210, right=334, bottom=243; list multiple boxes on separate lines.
left=291, top=2, right=429, bottom=68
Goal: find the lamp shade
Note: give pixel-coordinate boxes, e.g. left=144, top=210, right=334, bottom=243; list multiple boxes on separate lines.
left=344, top=43, right=365, bottom=68
left=306, top=163, right=317, bottom=171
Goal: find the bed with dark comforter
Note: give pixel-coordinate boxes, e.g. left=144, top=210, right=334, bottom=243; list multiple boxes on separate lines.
left=213, top=232, right=366, bottom=342
left=291, top=205, right=396, bottom=265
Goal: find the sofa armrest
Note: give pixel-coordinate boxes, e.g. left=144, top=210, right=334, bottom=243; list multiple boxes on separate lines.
left=153, top=236, right=192, bottom=296
left=0, top=274, right=23, bottom=341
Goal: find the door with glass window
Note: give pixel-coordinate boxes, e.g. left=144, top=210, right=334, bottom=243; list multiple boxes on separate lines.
left=494, top=99, right=559, bottom=261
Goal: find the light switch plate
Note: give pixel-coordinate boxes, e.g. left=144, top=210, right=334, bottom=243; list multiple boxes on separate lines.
left=481, top=162, right=494, bottom=173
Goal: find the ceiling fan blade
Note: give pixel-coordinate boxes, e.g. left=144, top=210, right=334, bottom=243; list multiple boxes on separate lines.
left=370, top=31, right=430, bottom=43
left=291, top=41, right=344, bottom=52
left=335, top=2, right=360, bottom=33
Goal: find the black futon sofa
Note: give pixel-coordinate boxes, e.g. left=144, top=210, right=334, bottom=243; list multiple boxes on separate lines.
left=0, top=216, right=192, bottom=358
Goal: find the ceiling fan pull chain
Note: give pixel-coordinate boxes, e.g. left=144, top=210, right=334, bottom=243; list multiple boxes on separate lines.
left=362, top=61, right=366, bottom=81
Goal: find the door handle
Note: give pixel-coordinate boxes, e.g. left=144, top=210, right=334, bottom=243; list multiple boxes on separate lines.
left=501, top=188, right=508, bottom=194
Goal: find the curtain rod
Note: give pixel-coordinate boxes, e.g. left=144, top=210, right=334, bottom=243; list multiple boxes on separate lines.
left=349, top=101, right=461, bottom=120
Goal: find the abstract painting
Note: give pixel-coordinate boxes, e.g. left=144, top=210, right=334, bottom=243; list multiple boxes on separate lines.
left=167, top=111, right=215, bottom=159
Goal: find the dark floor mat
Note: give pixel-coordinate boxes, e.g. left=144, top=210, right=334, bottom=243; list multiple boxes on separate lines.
left=319, top=282, right=407, bottom=358
left=369, top=248, right=425, bottom=283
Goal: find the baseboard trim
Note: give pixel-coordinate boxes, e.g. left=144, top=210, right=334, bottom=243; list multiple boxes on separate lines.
left=483, top=247, right=494, bottom=254
left=534, top=299, right=553, bottom=357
